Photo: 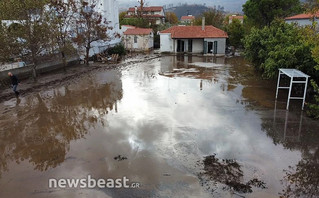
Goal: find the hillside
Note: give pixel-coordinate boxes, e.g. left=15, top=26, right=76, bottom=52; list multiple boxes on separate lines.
left=164, top=4, right=210, bottom=19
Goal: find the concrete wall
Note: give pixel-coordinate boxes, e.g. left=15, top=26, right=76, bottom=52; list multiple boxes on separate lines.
left=124, top=33, right=154, bottom=51
left=160, top=33, right=174, bottom=52
left=193, top=39, right=204, bottom=53
left=0, top=56, right=79, bottom=86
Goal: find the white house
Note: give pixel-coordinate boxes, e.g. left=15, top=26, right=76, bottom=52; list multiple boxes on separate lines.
left=123, top=27, right=154, bottom=51
left=125, top=6, right=165, bottom=25
left=160, top=24, right=228, bottom=56
left=228, top=15, right=244, bottom=24
left=180, top=15, right=195, bottom=25
left=285, top=11, right=319, bottom=26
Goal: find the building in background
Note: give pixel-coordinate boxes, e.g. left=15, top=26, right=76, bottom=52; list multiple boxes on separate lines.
left=125, top=6, right=165, bottom=25
left=228, top=15, right=244, bottom=24
left=285, top=11, right=319, bottom=26
left=123, top=27, right=154, bottom=52
left=160, top=24, right=228, bottom=56
left=180, top=15, right=195, bottom=25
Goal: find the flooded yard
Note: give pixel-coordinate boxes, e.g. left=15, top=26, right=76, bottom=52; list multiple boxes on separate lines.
left=0, top=55, right=318, bottom=198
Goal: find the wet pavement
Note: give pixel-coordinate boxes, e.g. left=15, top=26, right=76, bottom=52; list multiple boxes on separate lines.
left=0, top=55, right=319, bottom=198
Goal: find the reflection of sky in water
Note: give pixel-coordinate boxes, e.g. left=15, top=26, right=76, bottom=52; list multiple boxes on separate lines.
left=0, top=56, right=318, bottom=198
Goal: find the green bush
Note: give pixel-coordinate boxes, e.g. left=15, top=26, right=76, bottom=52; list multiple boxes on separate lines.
left=108, top=44, right=126, bottom=56
left=120, top=18, right=149, bottom=28
left=243, top=20, right=317, bottom=79
left=307, top=80, right=319, bottom=119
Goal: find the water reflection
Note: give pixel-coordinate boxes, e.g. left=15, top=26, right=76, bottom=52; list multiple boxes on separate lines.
left=0, top=56, right=319, bottom=197
left=159, top=55, right=319, bottom=197
left=0, top=70, right=123, bottom=176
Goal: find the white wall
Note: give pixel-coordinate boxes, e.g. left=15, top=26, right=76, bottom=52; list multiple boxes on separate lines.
left=160, top=33, right=173, bottom=52
left=192, top=39, right=203, bottom=53
left=285, top=18, right=319, bottom=26
left=171, top=39, right=203, bottom=53
left=204, top=38, right=226, bottom=55
left=124, top=33, right=154, bottom=51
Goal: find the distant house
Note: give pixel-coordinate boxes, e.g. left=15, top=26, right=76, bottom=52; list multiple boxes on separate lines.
left=123, top=27, right=154, bottom=51
left=121, top=25, right=136, bottom=33
left=125, top=6, right=165, bottom=25
left=181, top=15, right=195, bottom=25
left=160, top=25, right=228, bottom=55
left=229, top=15, right=244, bottom=24
left=285, top=11, right=319, bottom=26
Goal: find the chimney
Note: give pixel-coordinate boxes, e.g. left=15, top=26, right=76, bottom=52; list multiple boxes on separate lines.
left=202, top=17, right=205, bottom=30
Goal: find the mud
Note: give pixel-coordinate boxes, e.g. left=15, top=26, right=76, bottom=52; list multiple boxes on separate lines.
left=0, top=55, right=319, bottom=198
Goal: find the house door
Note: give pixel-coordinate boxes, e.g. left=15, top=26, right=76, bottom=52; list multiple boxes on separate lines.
left=188, top=39, right=193, bottom=52
left=177, top=40, right=185, bottom=52
left=213, top=41, right=218, bottom=54
left=207, top=42, right=213, bottom=54
left=133, top=36, right=138, bottom=49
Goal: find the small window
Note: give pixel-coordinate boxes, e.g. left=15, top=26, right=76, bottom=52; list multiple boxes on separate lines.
left=134, top=36, right=138, bottom=43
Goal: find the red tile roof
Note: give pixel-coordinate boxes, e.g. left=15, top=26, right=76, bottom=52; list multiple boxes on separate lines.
left=160, top=26, right=228, bottom=39
left=128, top=6, right=163, bottom=12
left=124, top=28, right=153, bottom=35
left=285, top=11, right=319, bottom=20
left=229, top=15, right=244, bottom=20
left=124, top=14, right=165, bottom=19
left=181, top=16, right=195, bottom=20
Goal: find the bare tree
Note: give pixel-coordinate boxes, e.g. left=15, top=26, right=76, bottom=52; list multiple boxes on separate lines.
left=73, top=0, right=109, bottom=65
left=49, top=0, right=78, bottom=69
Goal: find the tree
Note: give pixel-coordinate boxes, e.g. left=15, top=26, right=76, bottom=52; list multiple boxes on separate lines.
left=73, top=1, right=109, bottom=65
left=49, top=0, right=77, bottom=68
left=243, top=20, right=316, bottom=78
left=120, top=18, right=149, bottom=28
left=243, top=0, right=302, bottom=27
left=0, top=23, right=22, bottom=62
left=0, top=0, right=53, bottom=79
left=225, top=19, right=244, bottom=49
left=119, top=11, right=127, bottom=24
left=165, top=12, right=178, bottom=25
left=194, top=9, right=224, bottom=29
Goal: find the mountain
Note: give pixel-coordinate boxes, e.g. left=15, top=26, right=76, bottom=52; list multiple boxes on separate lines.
left=165, top=4, right=210, bottom=19
left=118, top=0, right=247, bottom=12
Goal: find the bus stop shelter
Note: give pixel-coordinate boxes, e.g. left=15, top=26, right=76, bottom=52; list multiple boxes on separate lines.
left=276, top=69, right=310, bottom=110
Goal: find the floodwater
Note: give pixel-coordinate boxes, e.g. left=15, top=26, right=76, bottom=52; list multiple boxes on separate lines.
left=0, top=55, right=318, bottom=198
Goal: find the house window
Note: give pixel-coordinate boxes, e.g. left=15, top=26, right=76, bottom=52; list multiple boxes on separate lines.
left=134, top=36, right=138, bottom=43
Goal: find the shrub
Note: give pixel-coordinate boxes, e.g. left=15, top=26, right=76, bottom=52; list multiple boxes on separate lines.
left=108, top=44, right=126, bottom=56
left=307, top=80, right=319, bottom=119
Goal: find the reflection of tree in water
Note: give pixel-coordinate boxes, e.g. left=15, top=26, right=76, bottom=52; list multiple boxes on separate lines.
left=260, top=112, right=319, bottom=197
left=282, top=149, right=319, bottom=198
left=198, top=154, right=266, bottom=195
left=0, top=71, right=123, bottom=175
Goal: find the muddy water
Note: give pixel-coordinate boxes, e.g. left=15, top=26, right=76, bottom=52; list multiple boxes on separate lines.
left=0, top=55, right=318, bottom=198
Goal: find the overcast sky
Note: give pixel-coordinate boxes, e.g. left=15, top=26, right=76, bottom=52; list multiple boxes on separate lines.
left=117, top=0, right=247, bottom=12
